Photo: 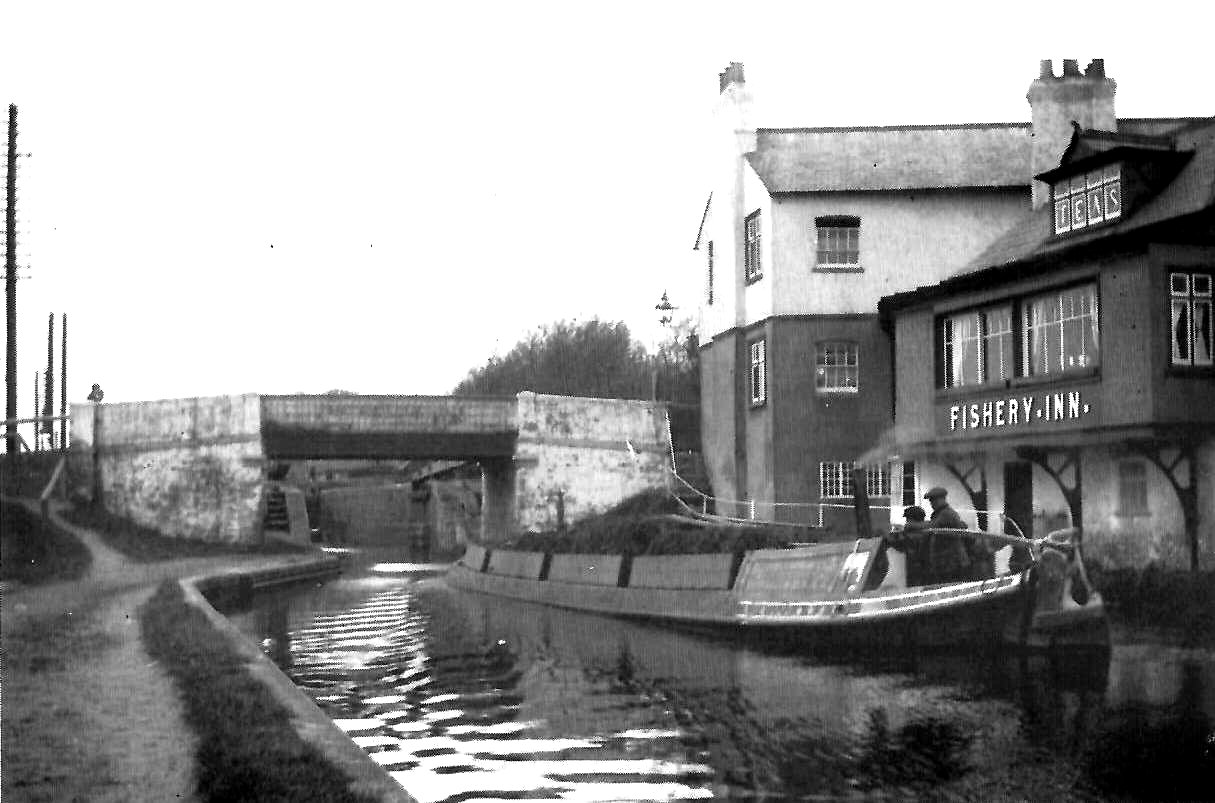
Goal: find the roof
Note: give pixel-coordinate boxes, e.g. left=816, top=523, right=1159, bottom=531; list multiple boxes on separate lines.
left=1037, top=125, right=1184, bottom=183
left=746, top=123, right=1032, bottom=193
left=743, top=117, right=1207, bottom=195
left=880, top=117, right=1215, bottom=315
left=960, top=118, right=1215, bottom=275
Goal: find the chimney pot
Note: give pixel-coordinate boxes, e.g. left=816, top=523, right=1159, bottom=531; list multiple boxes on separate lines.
left=1039, top=59, right=1054, bottom=79
left=1085, top=58, right=1106, bottom=79
left=1062, top=59, right=1081, bottom=78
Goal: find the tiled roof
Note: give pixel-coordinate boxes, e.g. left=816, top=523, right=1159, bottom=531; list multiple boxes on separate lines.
left=746, top=123, right=1032, bottom=192
left=953, top=117, right=1215, bottom=279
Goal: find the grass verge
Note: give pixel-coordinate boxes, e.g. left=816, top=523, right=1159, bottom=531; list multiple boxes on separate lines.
left=61, top=504, right=307, bottom=562
left=140, top=579, right=380, bottom=803
left=0, top=500, right=92, bottom=584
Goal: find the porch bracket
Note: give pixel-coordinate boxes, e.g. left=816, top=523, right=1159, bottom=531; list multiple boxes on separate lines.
left=1126, top=440, right=1200, bottom=572
left=942, top=454, right=989, bottom=531
left=1015, top=446, right=1082, bottom=531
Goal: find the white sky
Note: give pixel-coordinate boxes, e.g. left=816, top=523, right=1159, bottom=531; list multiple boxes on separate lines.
left=3, top=1, right=1212, bottom=409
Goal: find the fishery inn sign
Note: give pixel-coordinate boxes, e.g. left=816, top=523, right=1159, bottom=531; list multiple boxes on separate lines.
left=942, top=388, right=1097, bottom=435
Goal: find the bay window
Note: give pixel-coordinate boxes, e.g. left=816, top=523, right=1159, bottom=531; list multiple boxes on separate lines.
left=942, top=306, right=1013, bottom=388
left=1023, top=284, right=1100, bottom=376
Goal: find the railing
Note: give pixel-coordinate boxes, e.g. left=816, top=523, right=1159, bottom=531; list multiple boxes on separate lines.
left=664, top=459, right=1030, bottom=536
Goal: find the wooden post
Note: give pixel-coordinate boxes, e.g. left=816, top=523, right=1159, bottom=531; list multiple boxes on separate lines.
left=851, top=466, right=873, bottom=538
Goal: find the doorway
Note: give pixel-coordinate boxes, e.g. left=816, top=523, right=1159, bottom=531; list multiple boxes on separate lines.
left=1003, top=461, right=1033, bottom=539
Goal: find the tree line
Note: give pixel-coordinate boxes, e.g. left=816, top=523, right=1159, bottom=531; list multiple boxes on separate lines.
left=451, top=317, right=699, bottom=404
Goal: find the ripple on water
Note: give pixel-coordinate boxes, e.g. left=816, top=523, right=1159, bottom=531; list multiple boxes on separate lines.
left=269, top=585, right=720, bottom=802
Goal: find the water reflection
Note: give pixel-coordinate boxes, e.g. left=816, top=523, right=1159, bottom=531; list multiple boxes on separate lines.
left=228, top=572, right=1215, bottom=802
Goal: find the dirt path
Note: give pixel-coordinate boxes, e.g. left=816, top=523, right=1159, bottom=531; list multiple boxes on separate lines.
left=1, top=502, right=288, bottom=802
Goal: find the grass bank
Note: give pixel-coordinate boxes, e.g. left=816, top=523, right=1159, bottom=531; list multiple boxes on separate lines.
left=509, top=488, right=805, bottom=555
left=140, top=580, right=381, bottom=803
left=61, top=504, right=307, bottom=562
left=0, top=500, right=92, bottom=584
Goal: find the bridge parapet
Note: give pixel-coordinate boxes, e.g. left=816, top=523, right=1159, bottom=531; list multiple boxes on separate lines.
left=261, top=395, right=517, bottom=460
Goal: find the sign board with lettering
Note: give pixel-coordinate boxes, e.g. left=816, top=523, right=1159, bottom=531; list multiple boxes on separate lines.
left=936, top=387, right=1100, bottom=438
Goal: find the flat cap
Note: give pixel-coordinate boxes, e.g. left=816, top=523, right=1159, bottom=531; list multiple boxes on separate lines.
left=923, top=486, right=948, bottom=500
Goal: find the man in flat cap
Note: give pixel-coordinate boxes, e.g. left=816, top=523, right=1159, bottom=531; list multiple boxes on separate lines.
left=921, top=486, right=969, bottom=583
left=924, top=486, right=966, bottom=530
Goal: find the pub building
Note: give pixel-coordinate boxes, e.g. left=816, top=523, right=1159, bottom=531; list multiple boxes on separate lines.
left=878, top=118, right=1215, bottom=571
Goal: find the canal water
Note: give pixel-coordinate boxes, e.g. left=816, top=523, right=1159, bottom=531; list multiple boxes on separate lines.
left=224, top=550, right=1215, bottom=802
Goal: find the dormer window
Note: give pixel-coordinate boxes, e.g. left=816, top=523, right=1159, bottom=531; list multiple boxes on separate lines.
left=1053, top=163, right=1121, bottom=235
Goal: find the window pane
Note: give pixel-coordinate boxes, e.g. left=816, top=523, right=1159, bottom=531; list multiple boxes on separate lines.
left=1172, top=299, right=1191, bottom=364
left=1195, top=300, right=1212, bottom=365
left=1087, top=189, right=1104, bottom=223
left=1055, top=199, right=1071, bottom=233
left=1072, top=195, right=1088, bottom=229
left=1194, top=275, right=1212, bottom=297
left=1105, top=180, right=1122, bottom=218
left=1172, top=273, right=1190, bottom=295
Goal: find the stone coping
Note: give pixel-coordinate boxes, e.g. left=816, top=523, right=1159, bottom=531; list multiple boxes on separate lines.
left=179, top=558, right=417, bottom=803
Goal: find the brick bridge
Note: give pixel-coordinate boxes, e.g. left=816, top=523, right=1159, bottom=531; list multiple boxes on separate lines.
left=70, top=392, right=672, bottom=545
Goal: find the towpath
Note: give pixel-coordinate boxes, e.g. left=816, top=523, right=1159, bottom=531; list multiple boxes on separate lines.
left=1, top=500, right=309, bottom=802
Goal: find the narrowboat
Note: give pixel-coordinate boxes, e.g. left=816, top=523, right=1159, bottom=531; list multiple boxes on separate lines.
left=444, top=519, right=1109, bottom=650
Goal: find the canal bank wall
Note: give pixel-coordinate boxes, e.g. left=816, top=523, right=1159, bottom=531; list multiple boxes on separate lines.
left=180, top=556, right=417, bottom=803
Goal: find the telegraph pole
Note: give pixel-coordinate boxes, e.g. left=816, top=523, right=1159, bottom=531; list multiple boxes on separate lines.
left=5, top=104, right=17, bottom=455
left=60, top=313, right=67, bottom=449
left=44, top=312, right=53, bottom=447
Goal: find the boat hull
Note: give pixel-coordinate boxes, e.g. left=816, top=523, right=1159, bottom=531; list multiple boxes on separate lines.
left=444, top=538, right=1109, bottom=651
left=447, top=562, right=1031, bottom=650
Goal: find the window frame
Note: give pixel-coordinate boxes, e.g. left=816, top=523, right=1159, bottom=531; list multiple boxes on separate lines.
left=744, top=210, right=762, bottom=284
left=1116, top=460, right=1149, bottom=517
left=1169, top=269, right=1213, bottom=370
left=935, top=280, right=1101, bottom=393
left=819, top=461, right=891, bottom=500
left=1053, top=163, right=1121, bottom=237
left=941, top=305, right=1014, bottom=389
left=814, top=340, right=860, bottom=393
left=1022, top=282, right=1101, bottom=378
left=748, top=338, right=767, bottom=407
left=814, top=214, right=862, bottom=272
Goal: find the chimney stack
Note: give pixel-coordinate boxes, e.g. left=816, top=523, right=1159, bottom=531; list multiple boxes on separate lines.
left=1027, top=58, right=1116, bottom=208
